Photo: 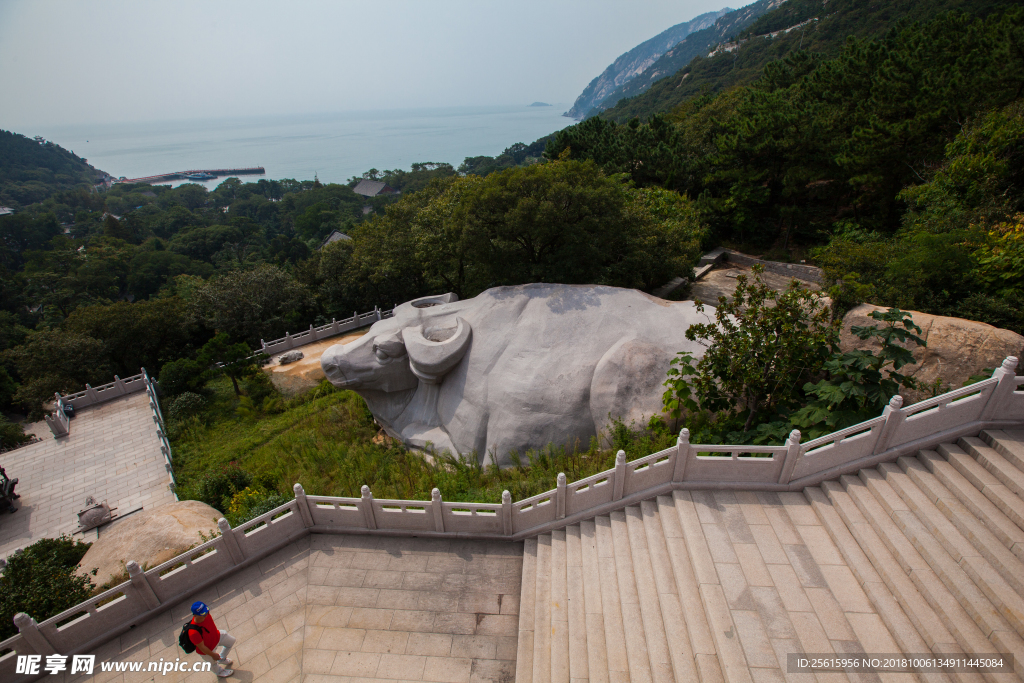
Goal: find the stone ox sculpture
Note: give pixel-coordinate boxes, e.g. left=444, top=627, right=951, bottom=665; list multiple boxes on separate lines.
left=321, top=284, right=707, bottom=467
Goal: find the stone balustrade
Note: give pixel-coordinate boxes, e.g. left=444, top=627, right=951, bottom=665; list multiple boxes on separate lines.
left=2, top=357, right=1021, bottom=681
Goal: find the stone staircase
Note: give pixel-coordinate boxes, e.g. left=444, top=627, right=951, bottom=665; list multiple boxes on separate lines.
left=515, top=429, right=1024, bottom=682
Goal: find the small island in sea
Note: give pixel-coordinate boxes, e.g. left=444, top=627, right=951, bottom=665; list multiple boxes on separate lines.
left=528, top=101, right=552, bottom=107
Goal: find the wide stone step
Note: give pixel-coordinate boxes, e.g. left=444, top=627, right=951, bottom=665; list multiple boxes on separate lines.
left=840, top=473, right=1013, bottom=675
left=899, top=455, right=1024, bottom=597
left=638, top=499, right=699, bottom=683
left=567, top=525, right=590, bottom=682
left=938, top=443, right=1024, bottom=532
left=960, top=437, right=1024, bottom=500
left=877, top=462, right=1024, bottom=645
left=660, top=493, right=723, bottom=683
left=610, top=509, right=656, bottom=682
left=811, top=482, right=962, bottom=683
left=580, top=519, right=611, bottom=683
left=624, top=505, right=674, bottom=683
left=552, top=528, right=570, bottom=682
left=919, top=450, right=1024, bottom=563
left=981, top=430, right=1024, bottom=474
left=533, top=533, right=553, bottom=683
left=516, top=537, right=539, bottom=683
left=596, top=515, right=631, bottom=681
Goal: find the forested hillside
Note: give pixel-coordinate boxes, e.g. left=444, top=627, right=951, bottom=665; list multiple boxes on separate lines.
left=0, top=131, right=106, bottom=208
left=596, top=0, right=1014, bottom=122
left=549, top=4, right=1024, bottom=334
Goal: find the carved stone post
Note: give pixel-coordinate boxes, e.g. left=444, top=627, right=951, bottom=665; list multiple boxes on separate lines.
left=872, top=395, right=906, bottom=455
left=556, top=473, right=567, bottom=520
left=777, top=430, right=803, bottom=485
left=114, top=375, right=126, bottom=395
left=981, top=356, right=1020, bottom=421
left=13, top=613, right=57, bottom=656
left=293, top=483, right=314, bottom=528
left=501, top=490, right=512, bottom=536
left=672, top=428, right=691, bottom=482
left=126, top=560, right=160, bottom=610
left=612, top=450, right=627, bottom=501
left=361, top=485, right=377, bottom=530
left=217, top=518, right=244, bottom=565
left=431, top=488, right=445, bottom=533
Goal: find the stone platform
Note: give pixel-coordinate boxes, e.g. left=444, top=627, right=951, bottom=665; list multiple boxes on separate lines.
left=0, top=392, right=176, bottom=559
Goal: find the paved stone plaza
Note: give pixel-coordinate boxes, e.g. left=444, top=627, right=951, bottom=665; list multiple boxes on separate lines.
left=61, top=533, right=521, bottom=683
left=0, top=392, right=176, bottom=558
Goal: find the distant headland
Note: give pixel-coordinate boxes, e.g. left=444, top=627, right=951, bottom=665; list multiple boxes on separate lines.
left=528, top=101, right=552, bottom=107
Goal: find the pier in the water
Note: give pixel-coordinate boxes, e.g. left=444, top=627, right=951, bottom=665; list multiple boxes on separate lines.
left=116, top=166, right=265, bottom=184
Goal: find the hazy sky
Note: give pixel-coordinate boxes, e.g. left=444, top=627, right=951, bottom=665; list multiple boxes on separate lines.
left=0, top=0, right=733, bottom=128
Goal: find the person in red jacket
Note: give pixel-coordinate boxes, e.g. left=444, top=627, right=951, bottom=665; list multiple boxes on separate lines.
left=188, top=601, right=236, bottom=677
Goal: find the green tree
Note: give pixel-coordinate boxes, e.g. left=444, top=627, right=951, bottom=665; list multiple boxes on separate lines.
left=2, top=330, right=111, bottom=415
left=0, top=535, right=93, bottom=641
left=198, top=333, right=264, bottom=396
left=662, top=266, right=836, bottom=434
left=188, top=263, right=309, bottom=346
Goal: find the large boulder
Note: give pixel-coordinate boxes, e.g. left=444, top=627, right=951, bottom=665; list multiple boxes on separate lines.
left=77, top=500, right=222, bottom=586
left=840, top=304, right=1024, bottom=404
left=321, top=284, right=708, bottom=467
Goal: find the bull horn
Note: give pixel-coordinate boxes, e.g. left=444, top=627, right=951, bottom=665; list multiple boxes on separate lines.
left=405, top=317, right=472, bottom=384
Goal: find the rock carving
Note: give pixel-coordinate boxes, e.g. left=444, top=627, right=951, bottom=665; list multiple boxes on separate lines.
left=321, top=284, right=709, bottom=467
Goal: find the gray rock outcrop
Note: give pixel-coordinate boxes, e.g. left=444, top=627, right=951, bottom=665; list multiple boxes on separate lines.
left=840, top=304, right=1024, bottom=404
left=77, top=500, right=221, bottom=586
left=321, top=284, right=709, bottom=467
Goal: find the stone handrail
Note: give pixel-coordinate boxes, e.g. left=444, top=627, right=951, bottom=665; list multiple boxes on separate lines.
left=2, top=357, right=1021, bottom=681
left=260, top=306, right=393, bottom=356
left=45, top=373, right=149, bottom=438
left=142, top=370, right=178, bottom=500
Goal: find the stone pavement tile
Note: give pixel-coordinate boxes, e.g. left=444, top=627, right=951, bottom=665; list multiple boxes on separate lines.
left=765, top=563, right=813, bottom=613
left=362, top=570, right=405, bottom=589
left=432, top=612, right=478, bottom=635
left=360, top=629, right=409, bottom=654
left=734, top=542, right=774, bottom=587
left=468, top=658, right=515, bottom=683
left=732, top=610, right=780, bottom=669
left=457, top=592, right=501, bottom=614
left=347, top=608, right=394, bottom=630
left=422, top=655, right=473, bottom=682
left=451, top=635, right=498, bottom=660
left=402, top=571, right=444, bottom=590
left=375, top=590, right=422, bottom=611
left=375, top=653, right=426, bottom=680
left=304, top=648, right=338, bottom=674
left=474, top=614, right=518, bottom=637
left=329, top=651, right=382, bottom=679
left=406, top=632, right=453, bottom=656
left=419, top=592, right=460, bottom=612
left=318, top=627, right=367, bottom=651
left=336, top=587, right=380, bottom=607
left=324, top=568, right=367, bottom=587
left=390, top=609, right=435, bottom=632
left=804, top=587, right=857, bottom=641
left=253, top=652, right=301, bottom=683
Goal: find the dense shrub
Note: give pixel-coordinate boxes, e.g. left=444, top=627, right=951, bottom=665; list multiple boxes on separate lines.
left=0, top=535, right=93, bottom=641
left=167, top=392, right=205, bottom=421
left=158, top=358, right=207, bottom=397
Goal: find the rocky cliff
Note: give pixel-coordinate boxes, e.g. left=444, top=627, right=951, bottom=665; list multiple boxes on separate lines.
left=564, top=8, right=730, bottom=120
left=586, top=0, right=788, bottom=118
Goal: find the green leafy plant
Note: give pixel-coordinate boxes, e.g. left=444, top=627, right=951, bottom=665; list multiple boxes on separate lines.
left=662, top=266, right=837, bottom=434
left=167, top=392, right=205, bottom=422
left=0, top=535, right=93, bottom=641
left=789, top=309, right=925, bottom=437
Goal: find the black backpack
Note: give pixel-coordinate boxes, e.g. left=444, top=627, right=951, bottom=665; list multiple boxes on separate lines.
left=178, top=622, right=205, bottom=653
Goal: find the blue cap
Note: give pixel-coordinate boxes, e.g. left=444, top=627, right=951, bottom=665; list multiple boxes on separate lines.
left=191, top=601, right=209, bottom=615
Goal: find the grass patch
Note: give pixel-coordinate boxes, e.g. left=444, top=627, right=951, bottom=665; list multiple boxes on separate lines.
left=170, top=377, right=677, bottom=511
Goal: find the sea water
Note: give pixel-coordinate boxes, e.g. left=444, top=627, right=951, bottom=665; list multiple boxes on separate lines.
left=33, top=105, right=573, bottom=188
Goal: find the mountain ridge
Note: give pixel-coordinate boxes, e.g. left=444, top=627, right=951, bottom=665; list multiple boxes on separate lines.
left=563, top=8, right=731, bottom=120
left=585, top=0, right=787, bottom=118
